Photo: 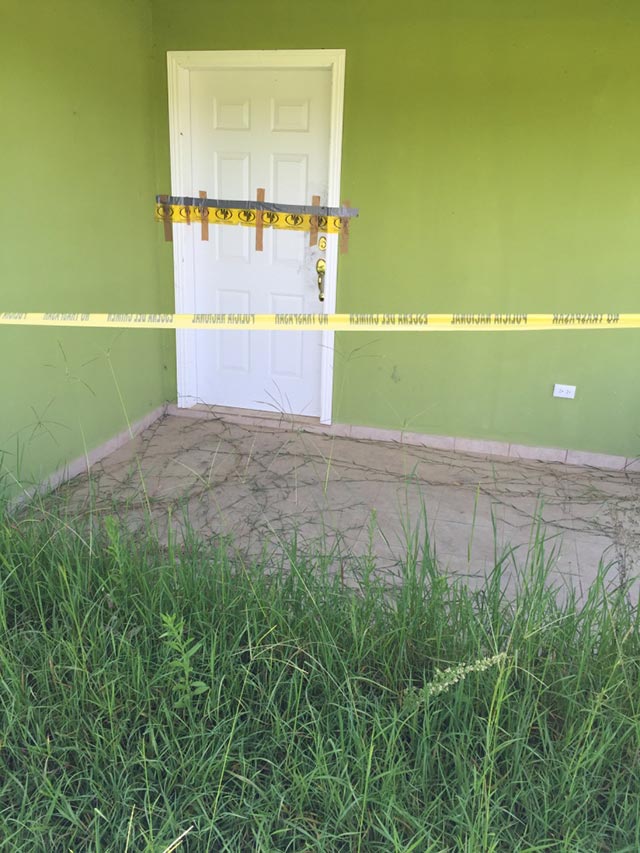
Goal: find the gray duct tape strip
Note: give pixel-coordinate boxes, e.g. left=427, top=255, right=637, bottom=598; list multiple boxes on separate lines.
left=156, top=195, right=359, bottom=219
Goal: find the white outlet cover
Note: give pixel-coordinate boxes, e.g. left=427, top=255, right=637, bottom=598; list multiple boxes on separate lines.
left=553, top=383, right=576, bottom=399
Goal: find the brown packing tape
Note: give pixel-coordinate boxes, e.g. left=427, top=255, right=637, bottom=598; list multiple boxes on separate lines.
left=158, top=195, right=173, bottom=242
left=154, top=197, right=357, bottom=253
left=309, top=195, right=320, bottom=247
left=340, top=199, right=350, bottom=254
left=255, top=188, right=265, bottom=252
left=199, top=191, right=209, bottom=241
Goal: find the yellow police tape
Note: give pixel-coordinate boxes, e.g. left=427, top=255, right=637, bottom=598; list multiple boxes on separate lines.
left=0, top=312, right=637, bottom=331
left=155, top=203, right=346, bottom=233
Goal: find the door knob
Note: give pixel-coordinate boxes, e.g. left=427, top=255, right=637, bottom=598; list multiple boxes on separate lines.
left=316, top=258, right=326, bottom=302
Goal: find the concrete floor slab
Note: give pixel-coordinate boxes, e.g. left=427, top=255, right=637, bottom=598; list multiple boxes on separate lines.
left=53, top=413, right=640, bottom=595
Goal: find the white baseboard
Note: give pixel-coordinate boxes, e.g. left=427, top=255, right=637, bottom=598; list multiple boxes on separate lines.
left=9, top=404, right=168, bottom=509
left=167, top=403, right=640, bottom=473
left=10, top=399, right=636, bottom=513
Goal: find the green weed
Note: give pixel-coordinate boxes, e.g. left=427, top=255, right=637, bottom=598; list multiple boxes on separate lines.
left=0, top=502, right=638, bottom=851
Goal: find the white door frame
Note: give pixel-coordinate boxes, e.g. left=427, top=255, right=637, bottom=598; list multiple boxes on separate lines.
left=167, top=49, right=346, bottom=424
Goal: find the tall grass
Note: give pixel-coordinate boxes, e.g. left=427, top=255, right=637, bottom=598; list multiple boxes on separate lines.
left=0, top=502, right=639, bottom=851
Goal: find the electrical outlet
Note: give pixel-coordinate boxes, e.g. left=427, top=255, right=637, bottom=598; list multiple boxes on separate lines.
left=553, top=383, right=576, bottom=399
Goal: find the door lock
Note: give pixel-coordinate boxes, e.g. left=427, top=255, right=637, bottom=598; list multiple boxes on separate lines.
left=316, top=258, right=326, bottom=302
left=318, top=236, right=327, bottom=251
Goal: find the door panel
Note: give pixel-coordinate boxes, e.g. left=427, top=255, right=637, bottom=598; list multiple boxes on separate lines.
left=186, top=67, right=331, bottom=416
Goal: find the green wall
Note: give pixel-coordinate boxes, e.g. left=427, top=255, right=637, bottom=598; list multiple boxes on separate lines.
left=3, top=0, right=639, bottom=497
left=1, top=0, right=172, bottom=497
left=151, top=0, right=640, bottom=457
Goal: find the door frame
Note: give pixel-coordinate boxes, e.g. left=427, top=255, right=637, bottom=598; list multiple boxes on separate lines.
left=167, top=49, right=346, bottom=424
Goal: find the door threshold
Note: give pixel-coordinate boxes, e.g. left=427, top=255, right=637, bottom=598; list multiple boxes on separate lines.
left=169, top=403, right=323, bottom=431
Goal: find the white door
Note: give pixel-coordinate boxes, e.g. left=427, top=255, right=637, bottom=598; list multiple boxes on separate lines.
left=181, top=65, right=333, bottom=417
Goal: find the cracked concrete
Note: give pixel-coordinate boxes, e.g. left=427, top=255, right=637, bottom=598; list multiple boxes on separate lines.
left=53, top=411, right=640, bottom=595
